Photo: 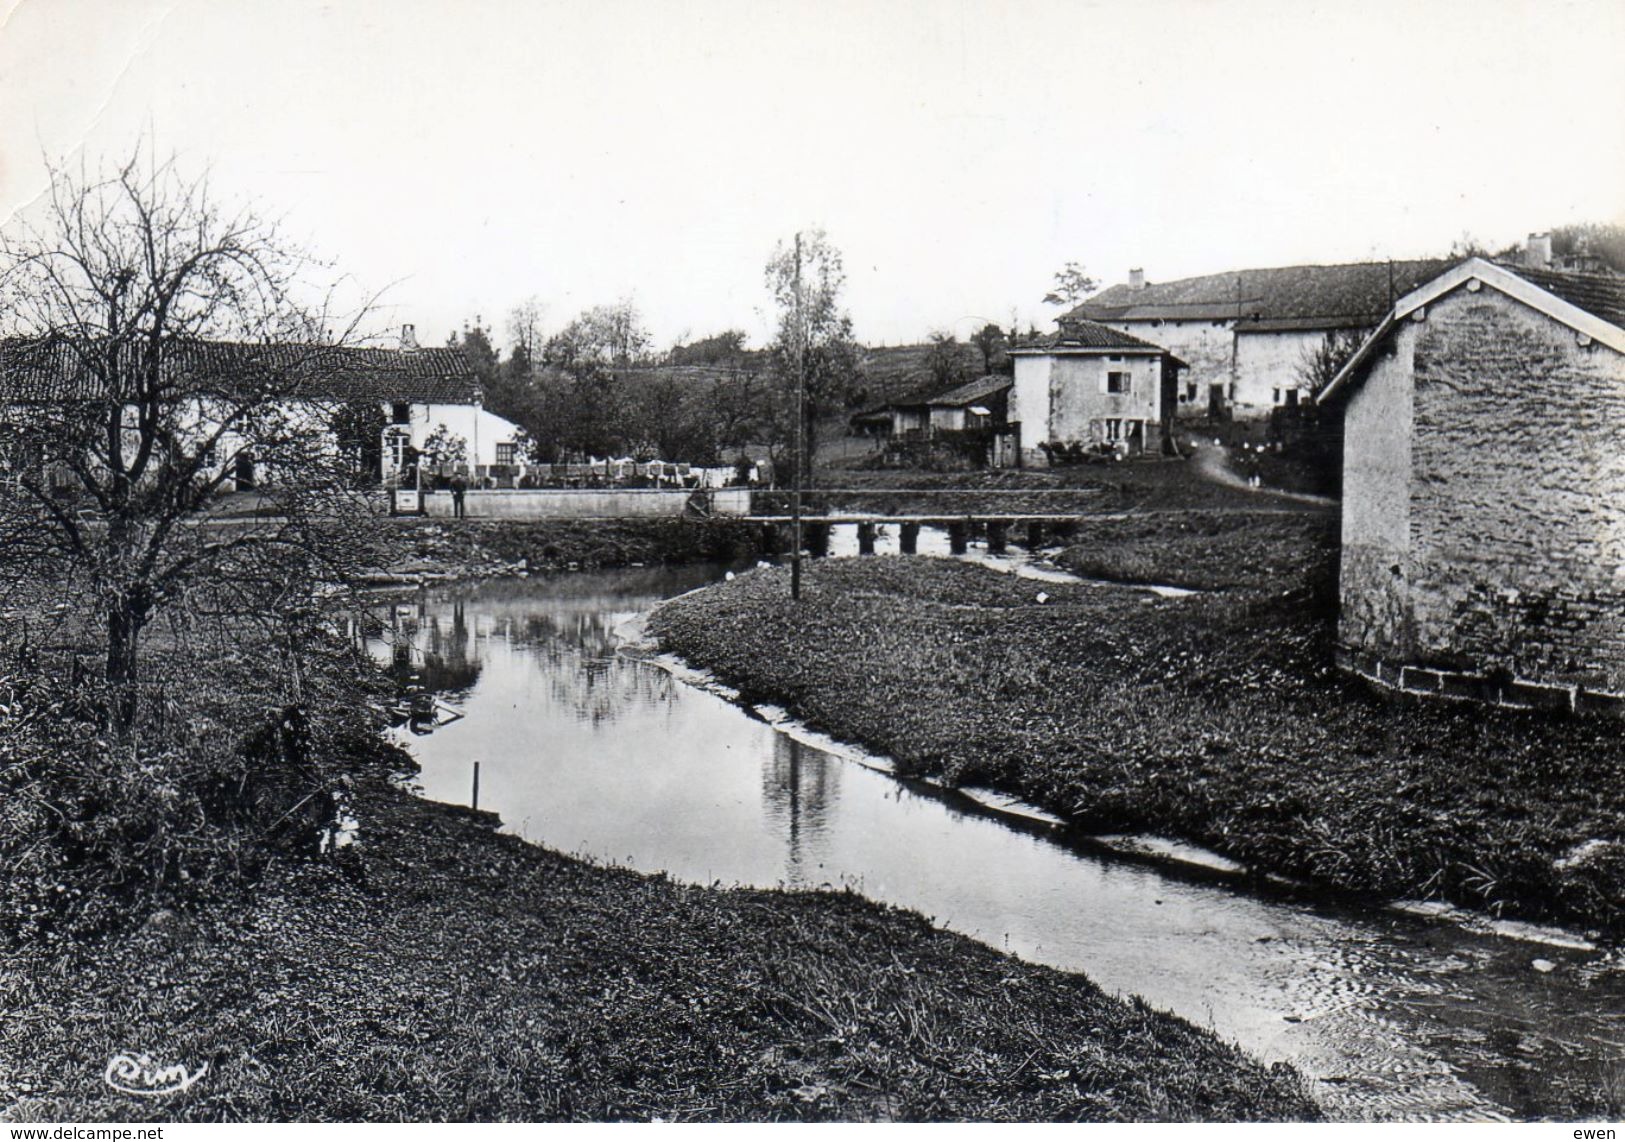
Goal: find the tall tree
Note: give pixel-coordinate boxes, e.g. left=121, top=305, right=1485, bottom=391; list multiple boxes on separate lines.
left=764, top=229, right=862, bottom=484
left=971, top=321, right=1007, bottom=375
left=926, top=329, right=971, bottom=388
left=0, top=147, right=384, bottom=732
left=543, top=299, right=651, bottom=369
left=507, top=297, right=545, bottom=371
left=1043, top=261, right=1098, bottom=307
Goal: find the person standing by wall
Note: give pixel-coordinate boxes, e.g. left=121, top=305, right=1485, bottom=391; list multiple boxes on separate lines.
left=450, top=470, right=468, bottom=519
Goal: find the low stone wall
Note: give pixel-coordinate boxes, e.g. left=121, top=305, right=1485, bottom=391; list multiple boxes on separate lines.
left=1336, top=646, right=1625, bottom=718
left=418, top=487, right=752, bottom=520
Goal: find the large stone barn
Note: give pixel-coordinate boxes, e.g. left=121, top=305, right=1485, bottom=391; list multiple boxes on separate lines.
left=1318, top=257, right=1625, bottom=713
left=1071, top=259, right=1451, bottom=421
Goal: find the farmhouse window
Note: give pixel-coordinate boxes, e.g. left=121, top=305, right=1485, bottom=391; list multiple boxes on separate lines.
left=1102, top=418, right=1123, bottom=442
left=391, top=402, right=412, bottom=425
left=1106, top=371, right=1131, bottom=394
left=388, top=431, right=412, bottom=468
left=1273, top=388, right=1281, bottom=404
left=495, top=442, right=516, bottom=466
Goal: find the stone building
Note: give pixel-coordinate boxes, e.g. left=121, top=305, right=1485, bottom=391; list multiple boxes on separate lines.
left=1007, top=319, right=1184, bottom=463
left=1318, top=257, right=1625, bottom=713
left=1070, top=259, right=1451, bottom=421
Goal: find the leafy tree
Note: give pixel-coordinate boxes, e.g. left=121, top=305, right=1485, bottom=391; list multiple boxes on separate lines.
left=0, top=146, right=386, bottom=733
left=331, top=400, right=387, bottom=484
left=1550, top=222, right=1625, bottom=273
left=542, top=299, right=651, bottom=369
left=1043, top=261, right=1098, bottom=307
left=926, top=329, right=971, bottom=388
left=419, top=423, right=469, bottom=470
left=764, top=229, right=863, bottom=484
left=668, top=329, right=748, bottom=367
left=971, top=322, right=1007, bottom=375
left=451, top=319, right=499, bottom=383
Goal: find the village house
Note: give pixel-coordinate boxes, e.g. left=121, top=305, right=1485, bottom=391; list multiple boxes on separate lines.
left=1006, top=319, right=1184, bottom=464
left=848, top=374, right=1011, bottom=440
left=1318, top=254, right=1625, bottom=714
left=377, top=326, right=524, bottom=487
left=1070, top=258, right=1452, bottom=421
left=0, top=325, right=522, bottom=491
left=924, top=374, right=1011, bottom=434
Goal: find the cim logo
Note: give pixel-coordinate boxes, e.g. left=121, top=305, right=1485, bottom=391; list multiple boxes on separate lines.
left=103, top=1053, right=208, bottom=1097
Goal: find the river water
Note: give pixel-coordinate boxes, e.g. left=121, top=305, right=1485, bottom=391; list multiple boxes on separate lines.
left=384, top=554, right=1623, bottom=1122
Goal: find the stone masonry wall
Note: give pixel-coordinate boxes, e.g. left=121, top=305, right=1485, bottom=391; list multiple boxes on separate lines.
left=1338, top=326, right=1415, bottom=657
left=1365, top=286, right=1625, bottom=692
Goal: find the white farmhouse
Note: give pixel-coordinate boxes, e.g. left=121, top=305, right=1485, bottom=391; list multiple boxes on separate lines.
left=1069, top=260, right=1451, bottom=421
left=1007, top=319, right=1185, bottom=464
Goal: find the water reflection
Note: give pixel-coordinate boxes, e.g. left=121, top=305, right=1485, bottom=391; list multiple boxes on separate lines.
left=762, top=736, right=841, bottom=888
left=392, top=566, right=1625, bottom=1123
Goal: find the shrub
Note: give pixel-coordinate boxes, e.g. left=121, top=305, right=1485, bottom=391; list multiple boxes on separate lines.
left=0, top=629, right=399, bottom=946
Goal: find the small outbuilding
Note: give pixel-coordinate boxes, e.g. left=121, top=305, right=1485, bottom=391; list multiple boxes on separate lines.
left=1318, top=257, right=1625, bottom=713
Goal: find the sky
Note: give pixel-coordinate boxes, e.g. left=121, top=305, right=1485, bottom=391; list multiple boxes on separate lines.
left=0, top=0, right=1621, bottom=352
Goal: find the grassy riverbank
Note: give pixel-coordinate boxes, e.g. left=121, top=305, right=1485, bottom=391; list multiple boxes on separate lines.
left=790, top=456, right=1330, bottom=517
left=0, top=773, right=1315, bottom=1123
left=648, top=523, right=1625, bottom=939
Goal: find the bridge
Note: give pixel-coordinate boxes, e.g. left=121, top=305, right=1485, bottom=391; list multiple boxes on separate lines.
left=741, top=514, right=1103, bottom=555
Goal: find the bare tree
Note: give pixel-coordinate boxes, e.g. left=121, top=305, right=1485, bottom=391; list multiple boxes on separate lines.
left=0, top=146, right=388, bottom=733
left=1297, top=327, right=1369, bottom=398
left=506, top=296, right=546, bottom=373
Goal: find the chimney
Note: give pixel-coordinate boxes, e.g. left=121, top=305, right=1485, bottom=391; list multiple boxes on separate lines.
left=1523, top=233, right=1552, bottom=270
left=1128, top=267, right=1146, bottom=291
left=400, top=323, right=419, bottom=351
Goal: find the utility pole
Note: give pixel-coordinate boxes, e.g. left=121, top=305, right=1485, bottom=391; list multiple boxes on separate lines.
left=791, top=231, right=805, bottom=601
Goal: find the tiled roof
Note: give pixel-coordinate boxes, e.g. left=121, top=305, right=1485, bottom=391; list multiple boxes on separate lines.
left=926, top=374, right=1011, bottom=407
left=1071, top=259, right=1455, bottom=327
left=0, top=337, right=479, bottom=404
left=1497, top=263, right=1625, bottom=330
left=1019, top=318, right=1171, bottom=352
left=1319, top=258, right=1625, bottom=405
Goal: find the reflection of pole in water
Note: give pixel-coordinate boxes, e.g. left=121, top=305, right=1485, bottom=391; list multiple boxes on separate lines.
left=763, top=733, right=839, bottom=887
left=787, top=737, right=801, bottom=881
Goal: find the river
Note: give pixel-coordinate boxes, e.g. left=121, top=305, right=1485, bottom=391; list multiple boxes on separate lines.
left=382, top=553, right=1624, bottom=1122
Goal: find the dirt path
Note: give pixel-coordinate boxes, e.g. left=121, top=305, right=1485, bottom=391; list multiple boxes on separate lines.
left=1189, top=441, right=1339, bottom=507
